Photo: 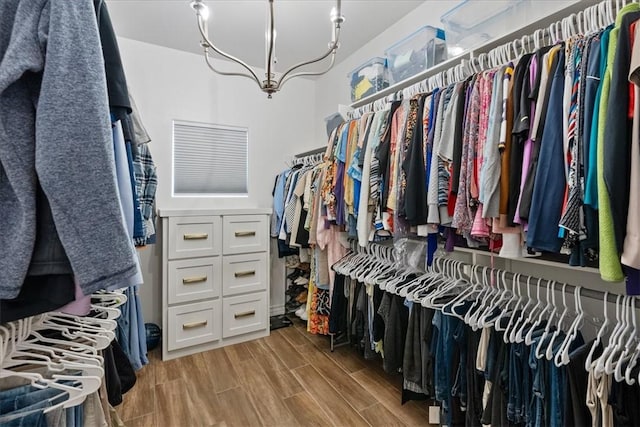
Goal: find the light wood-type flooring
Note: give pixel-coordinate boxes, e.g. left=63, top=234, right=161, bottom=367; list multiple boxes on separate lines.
left=117, top=321, right=436, bottom=427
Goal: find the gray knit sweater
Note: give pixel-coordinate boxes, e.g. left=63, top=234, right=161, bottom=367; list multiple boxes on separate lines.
left=0, top=0, right=138, bottom=299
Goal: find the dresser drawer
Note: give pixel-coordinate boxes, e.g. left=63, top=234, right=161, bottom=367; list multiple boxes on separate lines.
left=222, top=292, right=267, bottom=338
left=169, top=216, right=221, bottom=259
left=167, top=300, right=221, bottom=351
left=222, top=215, right=268, bottom=255
left=222, top=253, right=268, bottom=296
left=168, top=257, right=221, bottom=304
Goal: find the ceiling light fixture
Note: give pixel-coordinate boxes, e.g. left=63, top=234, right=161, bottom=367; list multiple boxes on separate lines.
left=190, top=0, right=345, bottom=98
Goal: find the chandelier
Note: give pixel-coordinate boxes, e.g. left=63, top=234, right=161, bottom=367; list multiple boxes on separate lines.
left=190, top=0, right=345, bottom=98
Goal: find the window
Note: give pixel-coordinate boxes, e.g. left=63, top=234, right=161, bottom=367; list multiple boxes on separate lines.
left=172, top=120, right=248, bottom=195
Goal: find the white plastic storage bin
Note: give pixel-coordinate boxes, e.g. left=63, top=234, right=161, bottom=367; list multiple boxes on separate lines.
left=349, top=57, right=389, bottom=102
left=385, top=26, right=447, bottom=85
left=441, top=0, right=525, bottom=52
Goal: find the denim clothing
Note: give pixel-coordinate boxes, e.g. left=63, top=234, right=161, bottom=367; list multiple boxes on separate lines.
left=0, top=385, right=35, bottom=401
left=465, top=327, right=485, bottom=427
left=507, top=341, right=528, bottom=424
left=115, top=285, right=148, bottom=371
left=484, top=327, right=499, bottom=381
left=112, top=121, right=143, bottom=289
left=74, top=400, right=84, bottom=426
left=271, top=170, right=290, bottom=236
left=451, top=319, right=468, bottom=409
left=125, top=141, right=145, bottom=243
left=433, top=311, right=465, bottom=426
left=134, top=284, right=149, bottom=367
left=0, top=390, right=68, bottom=426
left=0, top=387, right=65, bottom=413
left=528, top=330, right=552, bottom=427
left=0, top=409, right=47, bottom=427
left=548, top=332, right=567, bottom=427
left=117, top=290, right=132, bottom=363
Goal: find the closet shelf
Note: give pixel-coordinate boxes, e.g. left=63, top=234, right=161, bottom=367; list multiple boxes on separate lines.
left=348, top=0, right=585, bottom=109
left=349, top=52, right=476, bottom=108
left=452, top=247, right=601, bottom=275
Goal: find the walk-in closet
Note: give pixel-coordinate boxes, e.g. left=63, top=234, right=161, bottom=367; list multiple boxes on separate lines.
left=3, top=0, right=640, bottom=426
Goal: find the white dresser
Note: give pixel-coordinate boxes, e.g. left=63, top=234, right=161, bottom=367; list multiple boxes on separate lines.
left=159, top=209, right=271, bottom=360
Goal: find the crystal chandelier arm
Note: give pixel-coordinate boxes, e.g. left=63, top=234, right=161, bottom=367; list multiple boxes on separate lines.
left=278, top=51, right=336, bottom=89
left=276, top=26, right=341, bottom=89
left=203, top=49, right=266, bottom=88
left=196, top=14, right=263, bottom=87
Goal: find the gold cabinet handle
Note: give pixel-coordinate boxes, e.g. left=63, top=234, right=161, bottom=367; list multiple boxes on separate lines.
left=234, top=310, right=256, bottom=319
left=234, top=270, right=256, bottom=278
left=182, top=276, right=207, bottom=284
left=183, top=233, right=208, bottom=240
left=182, top=320, right=208, bottom=329
left=235, top=231, right=256, bottom=237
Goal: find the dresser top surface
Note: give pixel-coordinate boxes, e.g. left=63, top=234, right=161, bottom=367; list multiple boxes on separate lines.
left=159, top=208, right=272, bottom=217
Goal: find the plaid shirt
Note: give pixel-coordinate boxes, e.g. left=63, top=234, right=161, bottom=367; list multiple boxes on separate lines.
left=132, top=142, right=157, bottom=246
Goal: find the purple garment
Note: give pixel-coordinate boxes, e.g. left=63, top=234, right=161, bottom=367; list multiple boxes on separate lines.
left=58, top=279, right=91, bottom=316
left=624, top=266, right=640, bottom=295
left=334, top=160, right=346, bottom=226
left=514, top=57, right=538, bottom=227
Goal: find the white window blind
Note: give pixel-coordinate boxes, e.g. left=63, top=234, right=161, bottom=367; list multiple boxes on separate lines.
left=173, top=120, right=248, bottom=195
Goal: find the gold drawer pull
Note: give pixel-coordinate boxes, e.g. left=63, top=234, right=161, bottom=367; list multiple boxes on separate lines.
left=234, top=310, right=256, bottom=319
left=235, top=231, right=256, bottom=237
left=182, top=320, right=208, bottom=330
left=183, top=233, right=208, bottom=240
left=234, top=270, right=256, bottom=278
left=182, top=276, right=207, bottom=284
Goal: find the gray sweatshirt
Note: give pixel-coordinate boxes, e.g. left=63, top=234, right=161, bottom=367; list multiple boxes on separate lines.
left=0, top=0, right=139, bottom=299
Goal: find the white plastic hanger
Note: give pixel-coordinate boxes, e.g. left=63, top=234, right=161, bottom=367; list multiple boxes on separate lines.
left=614, top=297, right=637, bottom=382
left=480, top=271, right=511, bottom=328
left=594, top=295, right=625, bottom=377
left=586, top=292, right=612, bottom=372
left=497, top=273, right=522, bottom=335
left=506, top=276, right=531, bottom=343
left=535, top=281, right=560, bottom=360
left=513, top=278, right=543, bottom=343
left=526, top=280, right=555, bottom=346
left=545, top=283, right=569, bottom=360
left=555, top=286, right=585, bottom=366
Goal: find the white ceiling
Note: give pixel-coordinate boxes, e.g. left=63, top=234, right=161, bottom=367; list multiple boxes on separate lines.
left=106, top=0, right=427, bottom=73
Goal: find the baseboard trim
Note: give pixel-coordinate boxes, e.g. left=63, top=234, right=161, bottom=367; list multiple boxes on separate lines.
left=270, top=304, right=285, bottom=316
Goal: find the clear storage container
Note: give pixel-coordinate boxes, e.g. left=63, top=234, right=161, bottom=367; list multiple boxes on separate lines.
left=348, top=57, right=389, bottom=102
left=441, top=0, right=525, bottom=52
left=384, top=25, right=447, bottom=85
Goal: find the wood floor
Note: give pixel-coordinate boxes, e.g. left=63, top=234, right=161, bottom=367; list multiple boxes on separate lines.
left=117, top=321, right=435, bottom=427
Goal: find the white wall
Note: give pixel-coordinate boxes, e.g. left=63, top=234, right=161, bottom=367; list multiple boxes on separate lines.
left=118, top=38, right=318, bottom=325
left=313, top=0, right=578, bottom=144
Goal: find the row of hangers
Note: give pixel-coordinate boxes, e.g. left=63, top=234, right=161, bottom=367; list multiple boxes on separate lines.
left=332, top=243, right=640, bottom=386
left=349, top=0, right=623, bottom=118
left=0, top=290, right=127, bottom=414
left=292, top=151, right=324, bottom=167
